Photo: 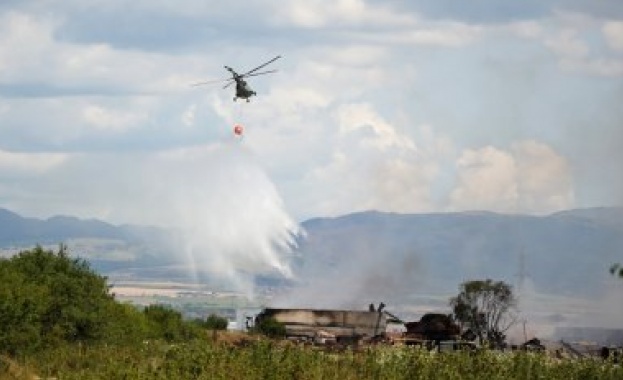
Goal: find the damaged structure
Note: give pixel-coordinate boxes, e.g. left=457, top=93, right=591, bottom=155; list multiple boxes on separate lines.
left=254, top=306, right=476, bottom=350
left=403, top=313, right=461, bottom=342
left=255, top=308, right=388, bottom=344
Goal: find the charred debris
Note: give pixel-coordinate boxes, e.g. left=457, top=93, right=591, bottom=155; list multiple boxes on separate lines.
left=253, top=306, right=622, bottom=360
left=253, top=303, right=476, bottom=351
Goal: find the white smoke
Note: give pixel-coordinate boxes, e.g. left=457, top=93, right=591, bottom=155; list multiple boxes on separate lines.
left=136, top=141, right=303, bottom=295
left=155, top=142, right=302, bottom=294
left=8, top=138, right=302, bottom=296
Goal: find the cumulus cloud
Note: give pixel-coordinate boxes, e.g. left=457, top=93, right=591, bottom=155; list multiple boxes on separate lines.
left=1, top=0, right=621, bottom=224
left=513, top=141, right=574, bottom=211
left=336, top=103, right=416, bottom=151
left=449, top=146, right=518, bottom=212
left=290, top=104, right=450, bottom=217
left=271, top=0, right=416, bottom=29
left=449, top=141, right=574, bottom=214
left=602, top=21, right=623, bottom=52
left=82, top=104, right=147, bottom=132
left=0, top=10, right=206, bottom=96
left=0, top=11, right=57, bottom=77
left=539, top=13, right=623, bottom=77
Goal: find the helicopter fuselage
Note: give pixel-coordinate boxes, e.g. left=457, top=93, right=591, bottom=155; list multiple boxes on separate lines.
left=234, top=78, right=256, bottom=102
left=222, top=57, right=280, bottom=102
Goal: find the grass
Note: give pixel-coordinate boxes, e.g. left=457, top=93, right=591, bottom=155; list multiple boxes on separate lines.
left=1, top=336, right=621, bottom=380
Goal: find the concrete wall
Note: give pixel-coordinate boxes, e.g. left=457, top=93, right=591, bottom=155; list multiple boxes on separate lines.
left=257, top=308, right=387, bottom=337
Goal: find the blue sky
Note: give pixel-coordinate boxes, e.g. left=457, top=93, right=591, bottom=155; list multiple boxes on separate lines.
left=1, top=0, right=622, bottom=225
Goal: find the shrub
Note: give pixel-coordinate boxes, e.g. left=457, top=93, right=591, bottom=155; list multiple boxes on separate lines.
left=204, top=314, right=229, bottom=330
left=254, top=317, right=286, bottom=338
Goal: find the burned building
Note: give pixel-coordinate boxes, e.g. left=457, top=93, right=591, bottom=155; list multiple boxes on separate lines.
left=403, top=313, right=461, bottom=343
left=255, top=308, right=387, bottom=343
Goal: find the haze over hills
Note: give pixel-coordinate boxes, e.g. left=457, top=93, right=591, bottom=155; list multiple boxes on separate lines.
left=279, top=207, right=623, bottom=335
left=292, top=207, right=623, bottom=298
left=0, top=208, right=176, bottom=274
left=2, top=207, right=622, bottom=289
left=1, top=206, right=622, bottom=322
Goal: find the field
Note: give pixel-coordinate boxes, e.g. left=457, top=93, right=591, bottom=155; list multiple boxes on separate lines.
left=2, top=335, right=621, bottom=380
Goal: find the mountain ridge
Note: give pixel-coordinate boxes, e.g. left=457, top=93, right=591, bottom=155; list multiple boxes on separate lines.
left=1, top=206, right=622, bottom=299
left=291, top=206, right=623, bottom=304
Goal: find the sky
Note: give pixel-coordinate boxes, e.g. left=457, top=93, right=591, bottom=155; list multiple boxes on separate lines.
left=1, top=0, right=623, bottom=226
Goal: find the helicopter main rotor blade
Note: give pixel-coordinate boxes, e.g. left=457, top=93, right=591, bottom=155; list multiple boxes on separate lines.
left=223, top=79, right=235, bottom=89
left=242, top=55, right=282, bottom=77
left=242, top=69, right=278, bottom=78
left=190, top=78, right=229, bottom=87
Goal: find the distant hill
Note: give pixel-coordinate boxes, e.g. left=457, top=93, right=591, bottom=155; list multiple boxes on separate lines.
left=0, top=208, right=174, bottom=272
left=289, top=207, right=623, bottom=306
left=2, top=206, right=622, bottom=302
left=0, top=208, right=144, bottom=245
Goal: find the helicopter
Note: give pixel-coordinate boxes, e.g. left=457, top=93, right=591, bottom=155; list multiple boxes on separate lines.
left=192, top=55, right=281, bottom=102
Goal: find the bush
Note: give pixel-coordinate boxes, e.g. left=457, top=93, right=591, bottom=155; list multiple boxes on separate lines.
left=0, top=246, right=201, bottom=355
left=0, top=246, right=121, bottom=354
left=253, top=317, right=286, bottom=338
left=204, top=314, right=229, bottom=330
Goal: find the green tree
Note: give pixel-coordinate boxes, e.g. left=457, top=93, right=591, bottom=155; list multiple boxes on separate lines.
left=253, top=316, right=286, bottom=338
left=450, top=279, right=517, bottom=347
left=143, top=304, right=200, bottom=341
left=0, top=245, right=186, bottom=355
left=204, top=314, right=229, bottom=330
left=0, top=263, right=48, bottom=353
left=0, top=245, right=208, bottom=355
left=0, top=245, right=123, bottom=354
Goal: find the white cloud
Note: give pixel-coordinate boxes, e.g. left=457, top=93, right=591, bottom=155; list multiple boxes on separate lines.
left=0, top=11, right=57, bottom=76
left=602, top=21, right=623, bottom=52
left=538, top=12, right=623, bottom=77
left=449, top=146, right=518, bottom=212
left=0, top=0, right=621, bottom=224
left=449, top=141, right=574, bottom=214
left=324, top=45, right=389, bottom=67
left=82, top=104, right=147, bottom=132
left=404, top=23, right=484, bottom=46
left=0, top=10, right=205, bottom=94
left=513, top=140, right=574, bottom=212
left=272, top=0, right=416, bottom=29
left=342, top=21, right=484, bottom=47
left=508, top=21, right=543, bottom=39
left=181, top=103, right=196, bottom=127
left=0, top=149, right=68, bottom=173
left=335, top=103, right=416, bottom=151
left=544, top=29, right=589, bottom=59
left=290, top=105, right=451, bottom=217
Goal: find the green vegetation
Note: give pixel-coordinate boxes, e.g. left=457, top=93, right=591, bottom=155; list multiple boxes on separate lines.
left=450, top=279, right=516, bottom=347
left=0, top=246, right=201, bottom=356
left=3, top=340, right=622, bottom=380
left=1, top=247, right=620, bottom=379
left=202, top=314, right=229, bottom=330
left=253, top=316, right=287, bottom=338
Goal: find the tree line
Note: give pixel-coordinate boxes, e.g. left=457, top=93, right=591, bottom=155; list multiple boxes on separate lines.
left=0, top=246, right=228, bottom=356
left=6, top=245, right=613, bottom=355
